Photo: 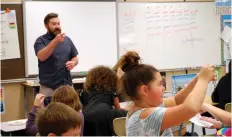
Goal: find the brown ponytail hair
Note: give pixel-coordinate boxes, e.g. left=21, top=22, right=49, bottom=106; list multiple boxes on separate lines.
left=118, top=51, right=159, bottom=99
left=113, top=51, right=140, bottom=72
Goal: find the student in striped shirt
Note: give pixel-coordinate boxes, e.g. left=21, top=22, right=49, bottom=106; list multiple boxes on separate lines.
left=118, top=51, right=217, bottom=136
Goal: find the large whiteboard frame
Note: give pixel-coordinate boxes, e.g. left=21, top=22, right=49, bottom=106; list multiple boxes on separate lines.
left=118, top=2, right=222, bottom=70
left=23, top=1, right=118, bottom=76
left=23, top=1, right=222, bottom=77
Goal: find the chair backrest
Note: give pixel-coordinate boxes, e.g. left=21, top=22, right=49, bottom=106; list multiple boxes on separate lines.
left=113, top=117, right=126, bottom=136
left=225, top=103, right=231, bottom=112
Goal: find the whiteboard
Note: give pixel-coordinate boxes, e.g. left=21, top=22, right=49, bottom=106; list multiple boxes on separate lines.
left=118, top=2, right=221, bottom=70
left=24, top=1, right=117, bottom=76
left=1, top=10, right=20, bottom=60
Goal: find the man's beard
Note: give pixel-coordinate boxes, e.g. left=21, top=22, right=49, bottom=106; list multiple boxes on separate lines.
left=48, top=28, right=61, bottom=36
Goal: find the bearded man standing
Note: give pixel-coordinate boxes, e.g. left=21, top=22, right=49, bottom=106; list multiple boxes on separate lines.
left=34, top=13, right=79, bottom=96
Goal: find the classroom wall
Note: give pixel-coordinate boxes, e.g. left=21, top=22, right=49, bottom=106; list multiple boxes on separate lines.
left=1, top=83, right=24, bottom=122
left=1, top=0, right=225, bottom=121
left=1, top=0, right=35, bottom=122
left=1, top=81, right=35, bottom=122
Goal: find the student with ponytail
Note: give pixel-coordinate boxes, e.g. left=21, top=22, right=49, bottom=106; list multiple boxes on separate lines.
left=118, top=51, right=216, bottom=136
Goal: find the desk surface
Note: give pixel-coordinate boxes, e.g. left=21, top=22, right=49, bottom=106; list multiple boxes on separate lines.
left=1, top=119, right=26, bottom=132
left=22, top=82, right=40, bottom=87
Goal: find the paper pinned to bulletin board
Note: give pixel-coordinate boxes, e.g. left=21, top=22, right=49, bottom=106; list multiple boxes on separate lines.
left=222, top=15, right=232, bottom=28
left=0, top=9, right=20, bottom=60
left=226, top=59, right=231, bottom=73
left=0, top=87, right=5, bottom=114
left=221, top=26, right=231, bottom=61
left=207, top=69, right=220, bottom=96
left=221, top=15, right=232, bottom=61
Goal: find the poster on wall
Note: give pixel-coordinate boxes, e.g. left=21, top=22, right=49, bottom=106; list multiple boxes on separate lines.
left=171, top=74, right=197, bottom=94
left=222, top=15, right=232, bottom=28
left=160, top=72, right=166, bottom=90
left=0, top=10, right=21, bottom=60
left=216, top=0, right=231, bottom=15
left=226, top=59, right=231, bottom=73
left=171, top=71, right=219, bottom=95
left=0, top=87, right=5, bottom=114
left=221, top=15, right=232, bottom=61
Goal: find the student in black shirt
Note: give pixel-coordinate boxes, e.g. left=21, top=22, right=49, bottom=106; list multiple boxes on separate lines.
left=83, top=66, right=127, bottom=136
left=212, top=60, right=231, bottom=110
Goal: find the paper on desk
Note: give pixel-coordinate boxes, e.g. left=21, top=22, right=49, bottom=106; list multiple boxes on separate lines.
left=190, top=114, right=213, bottom=128
left=120, top=101, right=133, bottom=109
left=224, top=42, right=231, bottom=60
left=26, top=80, right=36, bottom=85
left=72, top=77, right=86, bottom=83
left=8, top=119, right=26, bottom=126
left=221, top=26, right=232, bottom=43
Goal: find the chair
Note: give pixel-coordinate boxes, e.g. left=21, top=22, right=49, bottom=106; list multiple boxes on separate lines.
left=225, top=103, right=231, bottom=112
left=113, top=117, right=126, bottom=136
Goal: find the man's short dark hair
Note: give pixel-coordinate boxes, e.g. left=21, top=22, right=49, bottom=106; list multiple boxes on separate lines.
left=44, top=13, right=58, bottom=24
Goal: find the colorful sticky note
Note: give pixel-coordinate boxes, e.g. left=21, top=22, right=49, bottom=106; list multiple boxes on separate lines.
left=9, top=22, right=15, bottom=29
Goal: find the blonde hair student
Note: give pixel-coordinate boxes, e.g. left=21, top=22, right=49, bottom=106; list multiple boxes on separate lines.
left=51, top=85, right=82, bottom=112
left=119, top=51, right=216, bottom=136
left=25, top=85, right=83, bottom=136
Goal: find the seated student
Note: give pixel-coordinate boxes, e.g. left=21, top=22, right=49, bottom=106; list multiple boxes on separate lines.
left=211, top=60, right=231, bottom=110
left=83, top=66, right=127, bottom=136
left=118, top=51, right=216, bottom=136
left=36, top=102, right=82, bottom=136
left=26, top=85, right=83, bottom=136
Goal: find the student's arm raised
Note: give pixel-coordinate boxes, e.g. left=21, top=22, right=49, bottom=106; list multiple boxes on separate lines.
left=163, top=75, right=198, bottom=107
left=25, top=94, right=45, bottom=136
left=161, top=65, right=215, bottom=130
